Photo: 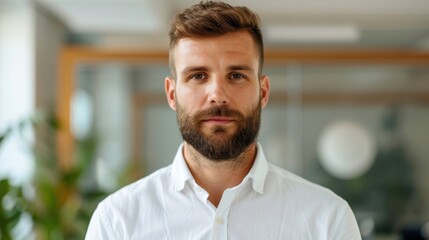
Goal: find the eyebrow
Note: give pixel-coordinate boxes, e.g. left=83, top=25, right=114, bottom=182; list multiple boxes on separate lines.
left=181, top=65, right=253, bottom=75
left=181, top=66, right=209, bottom=76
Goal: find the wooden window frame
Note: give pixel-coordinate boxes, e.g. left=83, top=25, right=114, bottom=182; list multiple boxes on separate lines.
left=57, top=46, right=429, bottom=169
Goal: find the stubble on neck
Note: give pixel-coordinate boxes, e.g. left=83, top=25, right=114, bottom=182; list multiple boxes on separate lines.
left=183, top=141, right=257, bottom=205
left=184, top=141, right=256, bottom=172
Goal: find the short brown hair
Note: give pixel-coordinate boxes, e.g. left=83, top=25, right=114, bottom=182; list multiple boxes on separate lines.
left=169, top=1, right=264, bottom=78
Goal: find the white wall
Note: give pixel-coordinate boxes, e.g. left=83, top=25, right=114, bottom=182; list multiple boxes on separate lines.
left=0, top=0, right=66, bottom=185
left=0, top=0, right=36, bottom=185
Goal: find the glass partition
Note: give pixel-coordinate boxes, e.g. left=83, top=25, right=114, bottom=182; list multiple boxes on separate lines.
left=64, top=49, right=429, bottom=239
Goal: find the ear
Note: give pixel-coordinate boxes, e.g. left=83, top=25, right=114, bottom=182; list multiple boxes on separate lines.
left=260, top=75, right=270, bottom=108
left=165, top=76, right=177, bottom=111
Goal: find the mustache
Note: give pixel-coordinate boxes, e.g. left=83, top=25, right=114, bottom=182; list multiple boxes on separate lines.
left=193, top=106, right=243, bottom=120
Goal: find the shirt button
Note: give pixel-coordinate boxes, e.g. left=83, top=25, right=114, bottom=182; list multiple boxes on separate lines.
left=215, top=217, right=224, bottom=224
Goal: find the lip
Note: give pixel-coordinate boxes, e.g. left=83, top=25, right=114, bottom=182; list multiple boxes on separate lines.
left=201, top=117, right=234, bottom=124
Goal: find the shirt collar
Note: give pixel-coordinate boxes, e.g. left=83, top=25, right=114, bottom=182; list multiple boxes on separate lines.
left=171, top=142, right=269, bottom=194
left=171, top=143, right=193, bottom=191
left=245, top=142, right=268, bottom=194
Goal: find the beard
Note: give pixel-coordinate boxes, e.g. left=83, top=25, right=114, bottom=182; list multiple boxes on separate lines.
left=176, top=101, right=261, bottom=161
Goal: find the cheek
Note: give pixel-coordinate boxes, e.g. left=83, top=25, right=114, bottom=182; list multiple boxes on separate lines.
left=176, top=86, right=204, bottom=109
left=235, top=88, right=260, bottom=105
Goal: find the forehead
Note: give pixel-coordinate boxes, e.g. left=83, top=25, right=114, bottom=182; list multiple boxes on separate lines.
left=172, top=31, right=259, bottom=70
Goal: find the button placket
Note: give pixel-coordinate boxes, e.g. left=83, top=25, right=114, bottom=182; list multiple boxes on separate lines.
left=210, top=188, right=238, bottom=240
left=215, top=217, right=224, bottom=225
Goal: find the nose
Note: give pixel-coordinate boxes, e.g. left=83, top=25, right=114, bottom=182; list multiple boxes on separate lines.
left=208, top=78, right=229, bottom=106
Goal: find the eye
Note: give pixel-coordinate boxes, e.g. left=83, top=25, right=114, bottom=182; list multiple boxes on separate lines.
left=190, top=73, right=207, bottom=80
left=229, top=73, right=245, bottom=80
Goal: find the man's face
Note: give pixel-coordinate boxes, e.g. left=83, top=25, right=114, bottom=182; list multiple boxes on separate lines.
left=165, top=30, right=270, bottom=160
left=176, top=97, right=261, bottom=160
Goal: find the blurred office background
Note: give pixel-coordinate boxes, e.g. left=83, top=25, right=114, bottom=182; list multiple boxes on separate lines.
left=1, top=0, right=429, bottom=239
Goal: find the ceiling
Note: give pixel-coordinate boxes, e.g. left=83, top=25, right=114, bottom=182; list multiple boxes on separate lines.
left=35, top=0, right=429, bottom=50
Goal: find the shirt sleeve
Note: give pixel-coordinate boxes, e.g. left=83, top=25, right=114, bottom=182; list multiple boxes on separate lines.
left=85, top=202, right=115, bottom=240
left=332, top=202, right=362, bottom=240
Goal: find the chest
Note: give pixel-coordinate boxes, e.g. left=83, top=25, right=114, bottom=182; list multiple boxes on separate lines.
left=121, top=191, right=323, bottom=240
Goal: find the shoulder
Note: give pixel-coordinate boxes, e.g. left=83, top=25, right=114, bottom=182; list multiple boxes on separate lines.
left=263, top=164, right=360, bottom=238
left=86, top=166, right=173, bottom=239
left=100, top=165, right=173, bottom=213
left=265, top=163, right=347, bottom=208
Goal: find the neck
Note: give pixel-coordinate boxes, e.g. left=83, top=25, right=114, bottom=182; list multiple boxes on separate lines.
left=183, top=142, right=257, bottom=207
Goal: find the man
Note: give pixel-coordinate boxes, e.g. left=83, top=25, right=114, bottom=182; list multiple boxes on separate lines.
left=86, top=1, right=361, bottom=239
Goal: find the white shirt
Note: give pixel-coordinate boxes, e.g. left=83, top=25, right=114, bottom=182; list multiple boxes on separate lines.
left=86, top=143, right=361, bottom=240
